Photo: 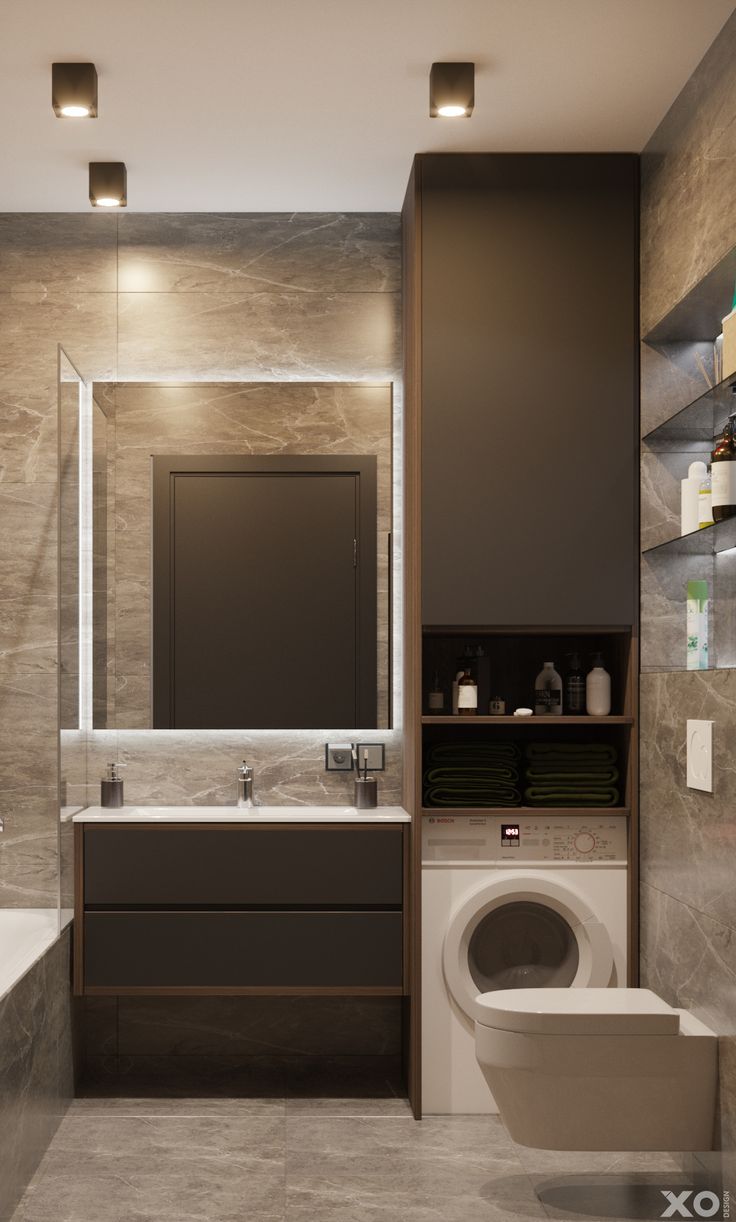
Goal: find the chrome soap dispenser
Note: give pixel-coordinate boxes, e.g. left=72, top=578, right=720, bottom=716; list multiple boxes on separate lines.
left=237, top=760, right=254, bottom=809
left=101, top=762, right=124, bottom=809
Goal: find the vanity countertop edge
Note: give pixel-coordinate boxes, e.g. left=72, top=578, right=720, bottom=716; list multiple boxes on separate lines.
left=73, top=806, right=411, bottom=824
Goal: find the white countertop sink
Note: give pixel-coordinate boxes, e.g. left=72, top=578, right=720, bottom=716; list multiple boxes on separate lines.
left=73, top=805, right=410, bottom=824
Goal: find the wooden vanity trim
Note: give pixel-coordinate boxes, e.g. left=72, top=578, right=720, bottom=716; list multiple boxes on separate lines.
left=85, top=985, right=404, bottom=997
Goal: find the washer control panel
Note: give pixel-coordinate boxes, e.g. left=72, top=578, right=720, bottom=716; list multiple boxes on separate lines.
left=422, top=814, right=627, bottom=864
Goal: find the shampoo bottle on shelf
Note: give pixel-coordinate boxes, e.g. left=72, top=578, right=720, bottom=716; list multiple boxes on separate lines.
left=681, top=461, right=708, bottom=535
left=686, top=580, right=709, bottom=671
left=534, top=662, right=562, bottom=716
left=457, top=669, right=478, bottom=716
left=711, top=397, right=736, bottom=522
left=699, top=468, right=714, bottom=528
left=564, top=652, right=586, bottom=714
left=427, top=671, right=445, bottom=713
left=586, top=654, right=611, bottom=717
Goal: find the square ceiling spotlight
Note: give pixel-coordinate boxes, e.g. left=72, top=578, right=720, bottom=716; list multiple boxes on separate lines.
left=89, top=162, right=127, bottom=208
left=429, top=62, right=474, bottom=117
left=52, top=62, right=98, bottom=117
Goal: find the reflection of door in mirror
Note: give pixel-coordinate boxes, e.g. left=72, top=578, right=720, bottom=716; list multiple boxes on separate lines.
left=91, top=381, right=393, bottom=731
left=152, top=456, right=377, bottom=729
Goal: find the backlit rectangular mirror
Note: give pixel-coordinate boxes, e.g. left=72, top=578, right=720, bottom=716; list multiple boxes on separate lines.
left=86, top=381, right=393, bottom=730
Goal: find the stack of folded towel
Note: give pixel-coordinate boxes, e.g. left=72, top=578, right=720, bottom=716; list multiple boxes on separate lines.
left=424, top=742, right=522, bottom=808
left=524, top=743, right=620, bottom=808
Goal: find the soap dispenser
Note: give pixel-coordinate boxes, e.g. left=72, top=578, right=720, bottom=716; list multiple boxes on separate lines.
left=101, top=762, right=124, bottom=809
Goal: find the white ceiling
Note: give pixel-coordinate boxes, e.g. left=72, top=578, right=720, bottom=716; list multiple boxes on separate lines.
left=1, top=0, right=734, bottom=211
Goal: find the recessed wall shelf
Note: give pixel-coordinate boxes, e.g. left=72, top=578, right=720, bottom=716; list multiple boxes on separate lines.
left=421, top=806, right=630, bottom=817
left=642, top=371, right=736, bottom=450
left=421, top=715, right=634, bottom=726
left=642, top=514, right=736, bottom=559
left=643, top=244, right=736, bottom=344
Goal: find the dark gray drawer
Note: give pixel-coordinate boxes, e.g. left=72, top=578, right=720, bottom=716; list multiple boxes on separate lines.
left=83, top=911, right=403, bottom=989
left=83, top=825, right=403, bottom=906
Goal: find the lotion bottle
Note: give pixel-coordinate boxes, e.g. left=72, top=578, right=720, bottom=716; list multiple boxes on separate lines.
left=101, top=762, right=124, bottom=809
left=681, top=461, right=708, bottom=535
left=534, top=662, right=562, bottom=716
left=457, top=669, right=478, bottom=716
left=586, top=654, right=611, bottom=716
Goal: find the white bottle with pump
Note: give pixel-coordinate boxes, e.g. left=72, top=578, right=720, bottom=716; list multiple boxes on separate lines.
left=586, top=654, right=611, bottom=716
left=681, top=461, right=708, bottom=535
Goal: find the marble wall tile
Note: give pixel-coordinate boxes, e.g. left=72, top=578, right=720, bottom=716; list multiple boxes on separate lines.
left=0, top=789, right=58, bottom=908
left=116, top=291, right=399, bottom=381
left=640, top=11, right=736, bottom=1174
left=640, top=670, right=736, bottom=932
left=86, top=728, right=403, bottom=808
left=118, top=213, right=400, bottom=294
left=0, top=215, right=117, bottom=295
left=0, top=929, right=73, bottom=1222
left=640, top=12, right=736, bottom=336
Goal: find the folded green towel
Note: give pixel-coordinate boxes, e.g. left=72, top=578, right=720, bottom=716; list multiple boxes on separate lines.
left=524, top=786, right=620, bottom=807
left=428, top=742, right=521, bottom=765
left=526, top=766, right=619, bottom=785
left=526, top=743, right=617, bottom=764
left=425, top=782, right=522, bottom=808
left=426, top=765, right=520, bottom=784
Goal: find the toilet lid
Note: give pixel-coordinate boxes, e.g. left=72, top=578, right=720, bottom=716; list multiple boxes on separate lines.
left=475, top=987, right=681, bottom=1035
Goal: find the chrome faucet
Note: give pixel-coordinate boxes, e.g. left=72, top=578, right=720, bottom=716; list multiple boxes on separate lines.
left=0, top=816, right=4, bottom=832
left=236, top=760, right=254, bottom=808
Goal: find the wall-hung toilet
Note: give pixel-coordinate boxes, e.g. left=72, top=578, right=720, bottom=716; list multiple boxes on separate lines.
left=474, top=988, right=718, bottom=1151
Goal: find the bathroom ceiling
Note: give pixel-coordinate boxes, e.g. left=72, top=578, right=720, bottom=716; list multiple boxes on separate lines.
left=1, top=0, right=734, bottom=211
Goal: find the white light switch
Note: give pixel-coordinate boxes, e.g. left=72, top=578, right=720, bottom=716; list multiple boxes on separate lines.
left=687, top=719, right=713, bottom=792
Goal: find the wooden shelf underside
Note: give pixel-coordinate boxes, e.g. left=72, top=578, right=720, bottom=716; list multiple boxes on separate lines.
left=421, top=715, right=634, bottom=726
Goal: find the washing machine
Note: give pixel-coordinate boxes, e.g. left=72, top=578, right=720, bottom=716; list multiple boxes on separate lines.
left=422, top=812, right=628, bottom=1114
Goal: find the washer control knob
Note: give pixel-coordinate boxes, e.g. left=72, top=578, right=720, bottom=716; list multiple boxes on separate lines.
left=573, top=832, right=596, bottom=854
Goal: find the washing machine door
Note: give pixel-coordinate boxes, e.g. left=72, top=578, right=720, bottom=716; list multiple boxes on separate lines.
left=443, top=873, right=614, bottom=1023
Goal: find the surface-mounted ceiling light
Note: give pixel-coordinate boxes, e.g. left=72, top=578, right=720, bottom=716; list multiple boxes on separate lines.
left=89, top=162, right=127, bottom=208
left=52, top=62, right=98, bottom=117
left=429, top=62, right=474, bottom=118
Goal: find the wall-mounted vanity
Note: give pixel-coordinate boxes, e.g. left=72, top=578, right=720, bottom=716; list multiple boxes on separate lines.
left=73, top=808, right=409, bottom=997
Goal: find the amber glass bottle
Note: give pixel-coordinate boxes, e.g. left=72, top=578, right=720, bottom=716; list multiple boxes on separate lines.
left=711, top=411, right=736, bottom=523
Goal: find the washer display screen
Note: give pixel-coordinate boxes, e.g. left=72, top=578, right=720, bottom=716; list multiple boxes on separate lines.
left=501, top=824, right=520, bottom=846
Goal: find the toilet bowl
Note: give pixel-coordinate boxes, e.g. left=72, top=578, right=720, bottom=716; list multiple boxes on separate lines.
left=474, top=988, right=717, bottom=1151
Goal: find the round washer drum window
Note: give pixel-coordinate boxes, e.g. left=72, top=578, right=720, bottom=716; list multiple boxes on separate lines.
left=467, top=900, right=580, bottom=992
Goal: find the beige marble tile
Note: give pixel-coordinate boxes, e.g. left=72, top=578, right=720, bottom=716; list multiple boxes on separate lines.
left=116, top=291, right=399, bottom=381
left=0, top=214, right=117, bottom=295
left=118, top=212, right=400, bottom=294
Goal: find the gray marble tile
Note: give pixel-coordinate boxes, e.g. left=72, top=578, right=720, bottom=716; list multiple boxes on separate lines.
left=641, top=14, right=736, bottom=336
left=0, top=787, right=58, bottom=908
left=640, top=883, right=736, bottom=1037
left=116, top=292, right=399, bottom=381
left=640, top=669, right=736, bottom=933
left=285, top=1115, right=542, bottom=1222
left=88, top=727, right=403, bottom=807
left=0, top=672, right=59, bottom=790
left=16, top=1147, right=285, bottom=1222
left=0, top=215, right=117, bottom=295
left=0, top=930, right=72, bottom=1222
left=118, top=213, right=400, bottom=294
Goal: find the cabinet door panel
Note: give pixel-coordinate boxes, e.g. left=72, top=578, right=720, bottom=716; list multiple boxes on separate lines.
left=419, top=154, right=638, bottom=626
left=83, top=826, right=403, bottom=905
left=84, top=911, right=403, bottom=989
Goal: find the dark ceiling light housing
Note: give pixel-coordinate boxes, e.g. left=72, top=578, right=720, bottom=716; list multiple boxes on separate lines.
left=429, top=62, right=474, bottom=117
left=89, top=162, right=127, bottom=208
left=52, top=62, right=98, bottom=117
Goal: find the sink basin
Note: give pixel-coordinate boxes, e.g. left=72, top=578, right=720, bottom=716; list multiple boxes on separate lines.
left=73, top=805, right=410, bottom=824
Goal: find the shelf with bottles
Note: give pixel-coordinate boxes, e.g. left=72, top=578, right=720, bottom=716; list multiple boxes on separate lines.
left=420, top=717, right=633, bottom=813
left=421, top=627, right=633, bottom=721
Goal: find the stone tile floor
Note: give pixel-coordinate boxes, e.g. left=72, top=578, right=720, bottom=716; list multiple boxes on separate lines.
left=10, top=1075, right=691, bottom=1222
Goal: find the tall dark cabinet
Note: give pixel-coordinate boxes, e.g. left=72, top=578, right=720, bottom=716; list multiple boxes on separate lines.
left=402, top=154, right=639, bottom=1119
